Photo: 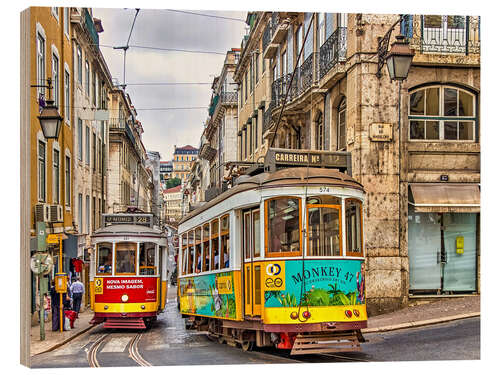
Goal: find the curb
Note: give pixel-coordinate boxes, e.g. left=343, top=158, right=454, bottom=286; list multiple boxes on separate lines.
left=362, top=312, right=480, bottom=333
left=32, top=323, right=99, bottom=356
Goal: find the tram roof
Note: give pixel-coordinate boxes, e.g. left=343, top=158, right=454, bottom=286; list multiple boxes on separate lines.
left=92, top=224, right=165, bottom=237
left=179, top=167, right=363, bottom=225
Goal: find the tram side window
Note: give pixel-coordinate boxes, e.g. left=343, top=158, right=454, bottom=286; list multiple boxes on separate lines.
left=210, top=219, right=219, bottom=270
left=221, top=215, right=230, bottom=268
left=139, top=242, right=156, bottom=275
left=115, top=242, right=137, bottom=275
left=195, top=227, right=202, bottom=273
left=202, top=223, right=210, bottom=272
left=345, top=199, right=363, bottom=256
left=188, top=230, right=194, bottom=274
left=181, top=233, right=187, bottom=275
left=97, top=242, right=112, bottom=275
left=266, top=198, right=301, bottom=256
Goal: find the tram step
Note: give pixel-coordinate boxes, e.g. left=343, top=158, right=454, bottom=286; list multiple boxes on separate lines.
left=103, top=318, right=146, bottom=329
left=291, top=333, right=361, bottom=355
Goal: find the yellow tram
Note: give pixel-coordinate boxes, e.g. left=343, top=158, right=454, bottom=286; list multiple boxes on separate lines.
left=177, top=167, right=366, bottom=354
left=90, top=210, right=168, bottom=329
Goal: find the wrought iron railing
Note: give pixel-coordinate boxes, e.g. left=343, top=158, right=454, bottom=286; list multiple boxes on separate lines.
left=270, top=73, right=292, bottom=109
left=402, top=15, right=480, bottom=55
left=109, top=118, right=127, bottom=129
left=263, top=106, right=273, bottom=132
left=319, top=27, right=347, bottom=80
left=262, top=20, right=272, bottom=53
left=298, top=52, right=319, bottom=95
left=84, top=8, right=99, bottom=47
left=220, top=91, right=238, bottom=104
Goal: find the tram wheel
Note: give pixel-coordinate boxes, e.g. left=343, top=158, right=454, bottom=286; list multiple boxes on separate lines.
left=241, top=340, right=254, bottom=352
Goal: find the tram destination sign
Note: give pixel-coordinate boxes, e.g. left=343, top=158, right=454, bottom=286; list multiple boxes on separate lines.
left=265, top=148, right=351, bottom=175
left=103, top=213, right=153, bottom=228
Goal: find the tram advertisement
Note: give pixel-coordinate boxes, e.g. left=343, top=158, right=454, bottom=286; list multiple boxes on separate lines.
left=264, top=259, right=365, bottom=308
left=179, top=272, right=237, bottom=319
left=94, top=277, right=158, bottom=303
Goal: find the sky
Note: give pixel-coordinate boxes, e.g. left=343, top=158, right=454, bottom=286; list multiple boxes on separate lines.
left=92, top=8, right=247, bottom=162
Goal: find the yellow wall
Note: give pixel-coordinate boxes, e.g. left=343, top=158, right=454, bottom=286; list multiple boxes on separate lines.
left=30, top=7, right=73, bottom=234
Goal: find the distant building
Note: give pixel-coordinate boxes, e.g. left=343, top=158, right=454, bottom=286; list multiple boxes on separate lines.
left=164, top=185, right=183, bottom=222
left=171, top=145, right=198, bottom=182
left=146, top=150, right=162, bottom=222
left=160, top=160, right=173, bottom=183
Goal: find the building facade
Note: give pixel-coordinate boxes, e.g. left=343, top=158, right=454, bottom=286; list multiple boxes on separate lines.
left=233, top=12, right=480, bottom=314
left=164, top=185, right=183, bottom=223
left=171, top=145, right=198, bottom=182
left=160, top=160, right=173, bottom=185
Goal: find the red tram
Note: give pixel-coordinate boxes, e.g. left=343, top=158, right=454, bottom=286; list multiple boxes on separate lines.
left=90, top=211, right=168, bottom=329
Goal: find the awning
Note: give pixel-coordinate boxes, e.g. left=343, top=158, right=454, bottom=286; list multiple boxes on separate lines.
left=409, top=183, right=480, bottom=213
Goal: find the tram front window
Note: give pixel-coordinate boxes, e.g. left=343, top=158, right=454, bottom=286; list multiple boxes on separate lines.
left=139, top=242, right=156, bottom=275
left=97, top=243, right=112, bottom=274
left=115, top=242, right=137, bottom=275
left=266, top=198, right=301, bottom=255
left=308, top=206, right=341, bottom=256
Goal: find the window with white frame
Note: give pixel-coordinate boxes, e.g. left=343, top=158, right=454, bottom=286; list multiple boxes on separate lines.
left=52, top=53, right=59, bottom=108
left=86, top=125, right=90, bottom=165
left=65, top=155, right=71, bottom=207
left=337, top=97, right=346, bottom=150
left=85, top=60, right=90, bottom=96
left=38, top=140, right=46, bottom=202
left=53, top=148, right=60, bottom=204
left=51, top=7, right=59, bottom=21
left=86, top=195, right=90, bottom=234
left=64, top=8, right=70, bottom=37
left=78, top=118, right=83, bottom=160
left=409, top=85, right=476, bottom=141
left=78, top=194, right=83, bottom=231
left=64, top=70, right=70, bottom=123
left=37, top=32, right=45, bottom=97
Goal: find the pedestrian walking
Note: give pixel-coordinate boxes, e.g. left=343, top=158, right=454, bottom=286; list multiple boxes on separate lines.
left=70, top=277, right=85, bottom=314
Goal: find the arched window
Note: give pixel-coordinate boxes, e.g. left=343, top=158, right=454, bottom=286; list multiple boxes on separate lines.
left=409, top=85, right=476, bottom=141
left=315, top=112, right=324, bottom=150
left=337, top=97, right=346, bottom=150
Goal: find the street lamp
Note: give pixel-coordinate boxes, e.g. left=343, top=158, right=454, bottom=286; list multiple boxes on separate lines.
left=34, top=77, right=63, bottom=139
left=385, top=35, right=415, bottom=81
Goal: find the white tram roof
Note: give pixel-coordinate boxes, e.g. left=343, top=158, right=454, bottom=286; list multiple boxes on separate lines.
left=180, top=167, right=364, bottom=225
left=92, top=224, right=165, bottom=237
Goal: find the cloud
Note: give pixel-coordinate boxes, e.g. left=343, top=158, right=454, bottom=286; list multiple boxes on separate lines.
left=93, top=7, right=247, bottom=159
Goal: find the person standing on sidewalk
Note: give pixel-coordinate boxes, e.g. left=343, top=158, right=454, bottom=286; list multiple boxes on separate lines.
left=70, top=277, right=85, bottom=315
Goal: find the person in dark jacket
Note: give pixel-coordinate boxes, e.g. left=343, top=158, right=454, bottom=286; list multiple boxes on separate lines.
left=50, top=280, right=70, bottom=331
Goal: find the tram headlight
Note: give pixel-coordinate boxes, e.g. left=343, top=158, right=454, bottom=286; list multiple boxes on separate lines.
left=104, top=305, right=108, bottom=310
left=353, top=309, right=360, bottom=317
left=141, top=305, right=145, bottom=310
left=290, top=312, right=298, bottom=320
left=302, top=311, right=311, bottom=320
left=121, top=294, right=129, bottom=302
left=345, top=310, right=353, bottom=318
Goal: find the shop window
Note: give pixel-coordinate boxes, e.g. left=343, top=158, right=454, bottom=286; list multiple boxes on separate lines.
left=220, top=215, right=230, bottom=268
left=345, top=199, right=363, bottom=257
left=210, top=219, right=219, bottom=270
left=307, top=204, right=341, bottom=256
left=409, top=85, right=476, bottom=141
left=96, top=242, right=112, bottom=275
left=266, top=197, right=302, bottom=256
left=139, top=242, right=157, bottom=275
left=115, top=242, right=136, bottom=275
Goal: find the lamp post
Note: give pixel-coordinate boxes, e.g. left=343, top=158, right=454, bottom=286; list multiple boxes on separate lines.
left=33, top=77, right=63, bottom=139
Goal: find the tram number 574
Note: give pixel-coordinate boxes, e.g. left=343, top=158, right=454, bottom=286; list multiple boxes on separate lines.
left=319, top=186, right=331, bottom=193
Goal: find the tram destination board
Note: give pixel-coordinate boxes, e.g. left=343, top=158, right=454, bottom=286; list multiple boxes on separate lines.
left=265, top=148, right=352, bottom=175
left=103, top=213, right=153, bottom=228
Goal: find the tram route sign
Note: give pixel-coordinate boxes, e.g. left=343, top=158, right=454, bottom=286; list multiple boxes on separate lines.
left=103, top=213, right=153, bottom=227
left=265, top=148, right=352, bottom=175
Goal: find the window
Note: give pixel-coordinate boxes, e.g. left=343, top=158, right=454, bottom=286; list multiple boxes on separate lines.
left=409, top=85, right=476, bottom=141
left=92, top=132, right=96, bottom=171
left=318, top=13, right=326, bottom=47
left=64, top=70, right=70, bottom=123
left=188, top=231, right=194, bottom=273
left=194, top=227, right=202, bottom=273
left=37, top=32, right=45, bottom=97
left=65, top=155, right=71, bottom=206
left=221, top=215, right=230, bottom=268
left=255, top=53, right=260, bottom=83
left=211, top=219, right=219, bottom=270
left=53, top=149, right=60, bottom=204
left=266, top=197, right=301, bottom=256
left=38, top=140, right=46, bottom=201
left=51, top=7, right=59, bottom=21
left=296, top=24, right=303, bottom=64
left=86, top=125, right=90, bottom=165
left=52, top=53, right=59, bottom=108
left=85, top=60, right=90, bottom=96
left=78, top=119, right=82, bottom=160
left=92, top=197, right=96, bottom=231
left=93, top=70, right=97, bottom=107
left=96, top=242, right=112, bottom=274
left=307, top=204, right=341, bottom=256
left=78, top=193, right=82, bottom=231
left=245, top=71, right=248, bottom=101
left=316, top=111, right=324, bottom=150
left=253, top=210, right=261, bottom=257
left=64, top=8, right=69, bottom=36
left=86, top=195, right=90, bottom=233
left=139, top=242, right=157, bottom=275
left=337, top=97, right=346, bottom=150
left=181, top=233, right=187, bottom=275
left=77, top=45, right=82, bottom=84
left=202, top=223, right=210, bottom=272
left=345, top=199, right=363, bottom=256
left=115, top=242, right=137, bottom=274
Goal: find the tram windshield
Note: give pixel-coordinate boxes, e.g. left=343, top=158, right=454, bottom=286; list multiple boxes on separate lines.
left=96, top=243, right=112, bottom=274
left=139, top=242, right=157, bottom=275
left=115, top=242, right=136, bottom=275
left=266, top=197, right=301, bottom=255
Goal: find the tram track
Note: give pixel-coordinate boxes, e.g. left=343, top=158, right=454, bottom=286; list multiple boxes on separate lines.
left=86, top=332, right=152, bottom=367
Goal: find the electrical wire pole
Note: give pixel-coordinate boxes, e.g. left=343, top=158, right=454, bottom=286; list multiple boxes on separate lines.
left=113, top=8, right=140, bottom=89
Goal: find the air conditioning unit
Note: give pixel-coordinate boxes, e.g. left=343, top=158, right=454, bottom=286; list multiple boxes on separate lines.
left=49, top=205, right=64, bottom=223
left=35, top=204, right=50, bottom=223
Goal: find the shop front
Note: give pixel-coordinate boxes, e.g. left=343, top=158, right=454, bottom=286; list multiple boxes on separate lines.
left=408, top=183, right=480, bottom=294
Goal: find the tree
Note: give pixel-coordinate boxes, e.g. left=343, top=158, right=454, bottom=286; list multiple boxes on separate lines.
left=166, top=178, right=181, bottom=189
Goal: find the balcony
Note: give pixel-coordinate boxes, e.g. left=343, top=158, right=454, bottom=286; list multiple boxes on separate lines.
left=263, top=106, right=274, bottom=134
left=403, top=15, right=480, bottom=61
left=263, top=13, right=289, bottom=59
left=319, top=27, right=347, bottom=81
left=83, top=8, right=99, bottom=47
left=220, top=91, right=238, bottom=104
left=270, top=73, right=292, bottom=110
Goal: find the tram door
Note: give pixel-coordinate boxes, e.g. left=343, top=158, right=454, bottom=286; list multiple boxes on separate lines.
left=243, top=209, right=262, bottom=317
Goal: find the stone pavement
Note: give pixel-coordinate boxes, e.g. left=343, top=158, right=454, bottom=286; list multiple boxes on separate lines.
left=29, top=294, right=480, bottom=357
left=30, top=308, right=95, bottom=357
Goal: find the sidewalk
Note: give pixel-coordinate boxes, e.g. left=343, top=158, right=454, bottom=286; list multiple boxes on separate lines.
left=363, top=295, right=480, bottom=333
left=30, top=308, right=95, bottom=357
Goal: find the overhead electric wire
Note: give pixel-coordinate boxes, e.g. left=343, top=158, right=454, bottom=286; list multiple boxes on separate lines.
left=164, top=9, right=246, bottom=23
left=124, top=82, right=212, bottom=86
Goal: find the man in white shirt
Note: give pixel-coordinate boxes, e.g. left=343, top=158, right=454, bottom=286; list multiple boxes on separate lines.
left=70, top=277, right=85, bottom=314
